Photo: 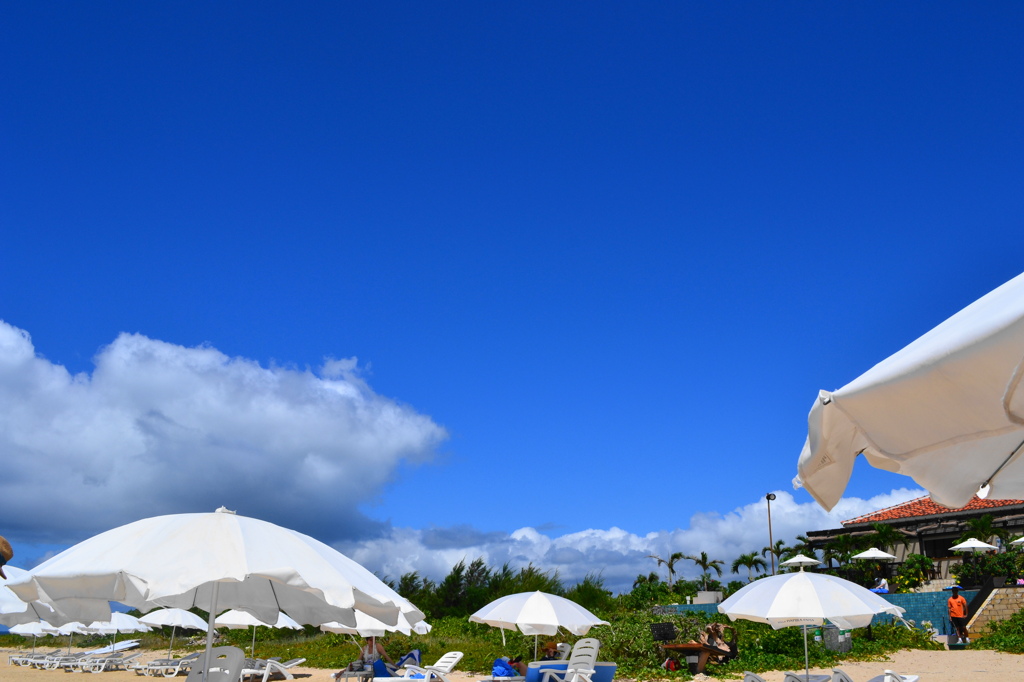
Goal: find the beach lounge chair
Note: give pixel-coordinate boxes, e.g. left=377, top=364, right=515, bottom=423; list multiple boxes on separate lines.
left=79, top=651, right=144, bottom=673
left=394, top=651, right=464, bottom=682
left=258, top=657, right=307, bottom=682
left=832, top=670, right=856, bottom=682
left=9, top=649, right=63, bottom=666
left=744, top=673, right=768, bottom=682
left=136, top=651, right=203, bottom=677
left=184, top=647, right=246, bottom=682
left=783, top=672, right=831, bottom=682
left=539, top=638, right=600, bottom=682
left=554, top=644, right=571, bottom=661
left=867, top=672, right=919, bottom=682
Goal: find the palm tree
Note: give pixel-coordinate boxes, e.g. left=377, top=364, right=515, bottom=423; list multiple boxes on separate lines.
left=825, top=533, right=864, bottom=567
left=790, top=534, right=817, bottom=559
left=959, top=513, right=1011, bottom=547
left=687, top=551, right=724, bottom=590
left=761, top=540, right=789, bottom=573
left=731, top=552, right=768, bottom=582
left=647, top=551, right=686, bottom=588
left=869, top=523, right=911, bottom=556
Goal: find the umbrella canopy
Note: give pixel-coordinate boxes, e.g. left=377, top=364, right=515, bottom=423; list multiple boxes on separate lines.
left=470, top=591, right=608, bottom=659
left=852, top=548, right=898, bottom=561
left=796, top=271, right=1024, bottom=511
left=10, top=620, right=57, bottom=636
left=140, top=607, right=210, bottom=631
left=7, top=508, right=418, bottom=630
left=1011, top=537, right=1024, bottom=545
left=141, top=608, right=210, bottom=660
left=87, top=611, right=152, bottom=635
left=215, top=609, right=302, bottom=658
left=950, top=538, right=998, bottom=552
left=0, top=566, right=59, bottom=627
left=719, top=570, right=904, bottom=679
left=215, top=609, right=302, bottom=629
left=469, top=591, right=609, bottom=637
left=780, top=554, right=821, bottom=568
left=320, top=610, right=432, bottom=637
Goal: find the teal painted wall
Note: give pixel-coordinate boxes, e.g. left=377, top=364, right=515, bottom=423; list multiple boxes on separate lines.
left=655, top=590, right=978, bottom=637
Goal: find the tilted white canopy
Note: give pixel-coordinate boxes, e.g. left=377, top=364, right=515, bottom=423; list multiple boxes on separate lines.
left=797, top=271, right=1024, bottom=510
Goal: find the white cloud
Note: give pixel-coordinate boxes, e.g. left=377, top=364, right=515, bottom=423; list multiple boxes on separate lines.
left=340, top=488, right=925, bottom=593
left=0, top=320, right=447, bottom=545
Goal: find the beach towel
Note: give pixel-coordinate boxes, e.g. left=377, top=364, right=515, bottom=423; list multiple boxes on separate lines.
left=396, top=650, right=422, bottom=668
left=492, top=659, right=519, bottom=678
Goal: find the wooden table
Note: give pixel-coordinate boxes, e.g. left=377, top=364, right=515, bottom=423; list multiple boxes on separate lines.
left=659, top=643, right=725, bottom=674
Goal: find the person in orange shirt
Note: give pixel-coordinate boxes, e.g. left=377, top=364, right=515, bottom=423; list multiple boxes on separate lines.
left=947, top=586, right=969, bottom=644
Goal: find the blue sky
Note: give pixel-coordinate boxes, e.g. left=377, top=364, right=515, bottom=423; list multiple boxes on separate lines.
left=2, top=3, right=1023, bottom=593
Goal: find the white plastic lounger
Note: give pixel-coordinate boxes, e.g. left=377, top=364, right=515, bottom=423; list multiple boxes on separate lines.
left=137, top=652, right=203, bottom=677
left=392, top=652, right=464, bottom=682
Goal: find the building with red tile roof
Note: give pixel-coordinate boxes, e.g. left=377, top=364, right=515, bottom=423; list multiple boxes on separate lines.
left=806, top=495, right=1024, bottom=576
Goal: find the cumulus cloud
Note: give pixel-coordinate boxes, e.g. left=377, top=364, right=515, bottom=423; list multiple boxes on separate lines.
left=341, top=488, right=925, bottom=593
left=0, top=320, right=447, bottom=545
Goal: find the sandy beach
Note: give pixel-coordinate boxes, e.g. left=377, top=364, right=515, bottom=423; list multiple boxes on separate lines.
left=2, top=648, right=1022, bottom=682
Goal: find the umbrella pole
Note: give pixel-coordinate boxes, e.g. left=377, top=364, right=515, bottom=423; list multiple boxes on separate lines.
left=251, top=625, right=256, bottom=658
left=534, top=635, right=538, bottom=661
left=202, top=581, right=221, bottom=682
left=803, top=625, right=809, bottom=680
left=168, top=625, right=176, bottom=660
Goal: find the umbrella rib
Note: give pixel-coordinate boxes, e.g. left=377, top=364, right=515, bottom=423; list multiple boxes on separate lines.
left=982, top=437, right=1024, bottom=490
left=268, top=579, right=283, bottom=615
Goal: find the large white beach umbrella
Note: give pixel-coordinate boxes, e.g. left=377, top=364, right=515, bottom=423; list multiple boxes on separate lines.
left=719, top=568, right=904, bottom=680
left=796, top=271, right=1024, bottom=511
left=215, top=609, right=302, bottom=657
left=851, top=548, right=898, bottom=561
left=469, top=591, right=609, bottom=657
left=949, top=538, right=998, bottom=552
left=140, top=607, right=209, bottom=659
left=8, top=508, right=421, bottom=679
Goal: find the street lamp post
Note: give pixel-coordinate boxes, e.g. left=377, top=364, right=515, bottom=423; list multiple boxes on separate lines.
left=766, top=493, right=777, bottom=575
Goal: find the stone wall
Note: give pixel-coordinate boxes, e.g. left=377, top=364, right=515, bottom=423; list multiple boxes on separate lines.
left=968, top=586, right=1024, bottom=634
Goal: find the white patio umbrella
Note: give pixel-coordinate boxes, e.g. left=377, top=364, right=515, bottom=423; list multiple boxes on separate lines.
left=320, top=610, right=432, bottom=637
left=781, top=555, right=821, bottom=569
left=1011, top=537, right=1024, bottom=546
left=140, top=607, right=210, bottom=660
left=56, top=621, right=89, bottom=654
left=469, top=591, right=609, bottom=658
left=9, top=620, right=57, bottom=653
left=719, top=568, right=904, bottom=681
left=851, top=548, right=898, bottom=561
left=796, top=270, right=1024, bottom=511
left=86, top=612, right=151, bottom=652
left=215, top=609, right=302, bottom=657
left=7, top=508, right=422, bottom=680
left=949, top=538, right=998, bottom=552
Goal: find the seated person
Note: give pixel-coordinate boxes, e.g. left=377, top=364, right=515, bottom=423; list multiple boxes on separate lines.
left=331, top=637, right=395, bottom=679
left=539, top=641, right=561, bottom=661
left=698, top=623, right=738, bottom=663
left=871, top=577, right=889, bottom=593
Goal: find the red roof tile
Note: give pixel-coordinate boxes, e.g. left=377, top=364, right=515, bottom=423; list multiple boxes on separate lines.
left=843, top=496, right=1024, bottom=526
